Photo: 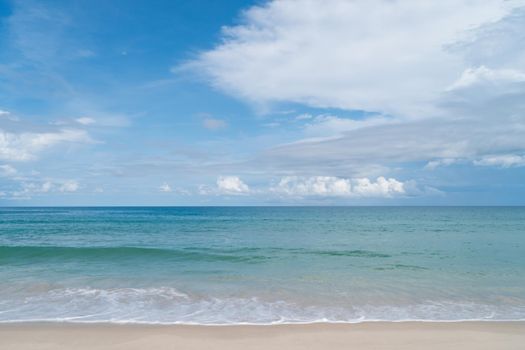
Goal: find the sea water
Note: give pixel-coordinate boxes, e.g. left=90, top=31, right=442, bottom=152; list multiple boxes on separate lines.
left=0, top=206, right=524, bottom=324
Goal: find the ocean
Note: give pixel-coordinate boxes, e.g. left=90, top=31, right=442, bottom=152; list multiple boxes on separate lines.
left=1, top=206, right=524, bottom=324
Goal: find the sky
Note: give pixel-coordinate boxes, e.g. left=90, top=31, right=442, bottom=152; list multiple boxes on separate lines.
left=1, top=0, right=525, bottom=206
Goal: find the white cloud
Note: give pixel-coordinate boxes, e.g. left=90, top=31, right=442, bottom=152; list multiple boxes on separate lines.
left=0, top=128, right=93, bottom=161
left=272, top=176, right=406, bottom=198
left=159, top=183, right=172, bottom=192
left=75, top=117, right=96, bottom=125
left=195, top=175, right=438, bottom=199
left=425, top=154, right=525, bottom=169
left=216, top=176, right=250, bottom=194
left=474, top=154, right=525, bottom=167
left=259, top=63, right=525, bottom=174
left=0, top=164, right=17, bottom=177
left=71, top=113, right=129, bottom=128
left=302, top=114, right=392, bottom=138
left=203, top=117, right=227, bottom=130
left=13, top=181, right=53, bottom=196
left=59, top=180, right=79, bottom=192
left=0, top=110, right=10, bottom=117
left=447, top=65, right=525, bottom=90
left=197, top=184, right=213, bottom=195
left=53, top=112, right=129, bottom=128
left=198, top=176, right=251, bottom=196
left=425, top=158, right=461, bottom=170
left=9, top=179, right=79, bottom=198
left=178, top=0, right=525, bottom=180
left=183, top=0, right=523, bottom=116
left=41, top=181, right=53, bottom=193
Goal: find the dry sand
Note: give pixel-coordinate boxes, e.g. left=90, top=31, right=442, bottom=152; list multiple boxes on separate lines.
left=1, top=322, right=524, bottom=350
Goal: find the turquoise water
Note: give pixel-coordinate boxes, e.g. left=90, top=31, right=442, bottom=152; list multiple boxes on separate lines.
left=1, top=207, right=524, bottom=324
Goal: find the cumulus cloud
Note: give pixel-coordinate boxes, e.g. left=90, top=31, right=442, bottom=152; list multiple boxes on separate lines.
left=196, top=175, right=436, bottom=199
left=216, top=175, right=250, bottom=194
left=41, top=181, right=53, bottom=192
left=159, top=183, right=172, bottom=192
left=12, top=181, right=53, bottom=197
left=183, top=0, right=522, bottom=116
left=272, top=176, right=406, bottom=198
left=8, top=179, right=80, bottom=199
left=59, top=180, right=79, bottom=192
left=198, top=176, right=251, bottom=196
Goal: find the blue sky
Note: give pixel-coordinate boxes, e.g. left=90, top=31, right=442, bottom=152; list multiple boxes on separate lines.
left=1, top=0, right=525, bottom=205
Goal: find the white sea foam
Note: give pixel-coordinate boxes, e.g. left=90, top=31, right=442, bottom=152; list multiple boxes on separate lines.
left=1, top=287, right=524, bottom=325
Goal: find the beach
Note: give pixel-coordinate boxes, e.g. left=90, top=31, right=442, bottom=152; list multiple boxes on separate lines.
left=2, top=0, right=525, bottom=347
left=1, top=207, right=524, bottom=348
left=1, top=322, right=525, bottom=350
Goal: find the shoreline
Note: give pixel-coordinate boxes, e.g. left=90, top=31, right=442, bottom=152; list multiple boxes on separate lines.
left=2, top=321, right=524, bottom=349
left=1, top=318, right=525, bottom=325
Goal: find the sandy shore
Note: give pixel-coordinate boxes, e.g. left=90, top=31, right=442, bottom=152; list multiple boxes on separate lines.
left=1, top=322, right=524, bottom=350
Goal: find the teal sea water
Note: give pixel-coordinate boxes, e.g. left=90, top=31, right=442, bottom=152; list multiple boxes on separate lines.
left=1, top=207, right=524, bottom=324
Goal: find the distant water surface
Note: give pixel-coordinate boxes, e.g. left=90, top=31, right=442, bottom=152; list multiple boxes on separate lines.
left=1, top=207, right=524, bottom=324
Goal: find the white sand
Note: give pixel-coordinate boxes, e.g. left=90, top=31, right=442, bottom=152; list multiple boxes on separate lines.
left=1, top=322, right=524, bottom=350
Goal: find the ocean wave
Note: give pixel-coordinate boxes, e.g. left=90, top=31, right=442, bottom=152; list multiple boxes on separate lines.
left=0, top=286, right=524, bottom=325
left=0, top=246, right=272, bottom=264
left=0, top=245, right=393, bottom=264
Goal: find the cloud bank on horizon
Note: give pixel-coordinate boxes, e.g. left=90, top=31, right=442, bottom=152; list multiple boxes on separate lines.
left=1, top=0, right=525, bottom=205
